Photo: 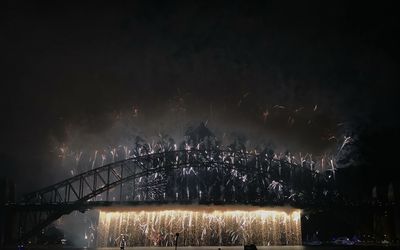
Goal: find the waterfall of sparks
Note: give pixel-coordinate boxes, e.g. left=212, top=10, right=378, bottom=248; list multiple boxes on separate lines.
left=97, top=207, right=301, bottom=246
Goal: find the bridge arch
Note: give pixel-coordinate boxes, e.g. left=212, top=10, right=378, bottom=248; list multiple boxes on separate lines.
left=9, top=149, right=329, bottom=242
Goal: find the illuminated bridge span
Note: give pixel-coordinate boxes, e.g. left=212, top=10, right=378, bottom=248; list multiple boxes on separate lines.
left=11, top=149, right=333, bottom=242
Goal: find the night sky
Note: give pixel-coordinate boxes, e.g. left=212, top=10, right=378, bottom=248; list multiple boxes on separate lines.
left=1, top=1, right=399, bottom=196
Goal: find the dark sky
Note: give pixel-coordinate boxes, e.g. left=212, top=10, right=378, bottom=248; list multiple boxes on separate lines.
left=1, top=1, right=399, bottom=194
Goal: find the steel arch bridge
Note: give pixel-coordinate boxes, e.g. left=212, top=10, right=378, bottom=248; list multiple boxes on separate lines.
left=8, top=149, right=333, bottom=242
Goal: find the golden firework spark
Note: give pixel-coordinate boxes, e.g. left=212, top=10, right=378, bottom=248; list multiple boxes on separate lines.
left=97, top=205, right=301, bottom=246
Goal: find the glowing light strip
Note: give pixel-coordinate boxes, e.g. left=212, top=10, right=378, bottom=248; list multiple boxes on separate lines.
left=97, top=206, right=301, bottom=246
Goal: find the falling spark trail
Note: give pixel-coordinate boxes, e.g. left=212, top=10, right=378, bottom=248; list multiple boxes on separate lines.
left=330, top=159, right=335, bottom=179
left=75, top=151, right=83, bottom=166
left=338, top=136, right=352, bottom=154
left=123, top=146, right=129, bottom=159
left=91, top=150, right=98, bottom=170
left=294, top=107, right=304, bottom=113
left=101, top=154, right=106, bottom=166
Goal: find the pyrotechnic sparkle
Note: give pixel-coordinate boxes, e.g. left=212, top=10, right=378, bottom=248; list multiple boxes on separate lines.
left=97, top=206, right=301, bottom=246
left=55, top=122, right=354, bottom=180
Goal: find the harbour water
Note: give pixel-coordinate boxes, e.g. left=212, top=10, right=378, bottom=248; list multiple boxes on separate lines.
left=4, top=246, right=399, bottom=250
